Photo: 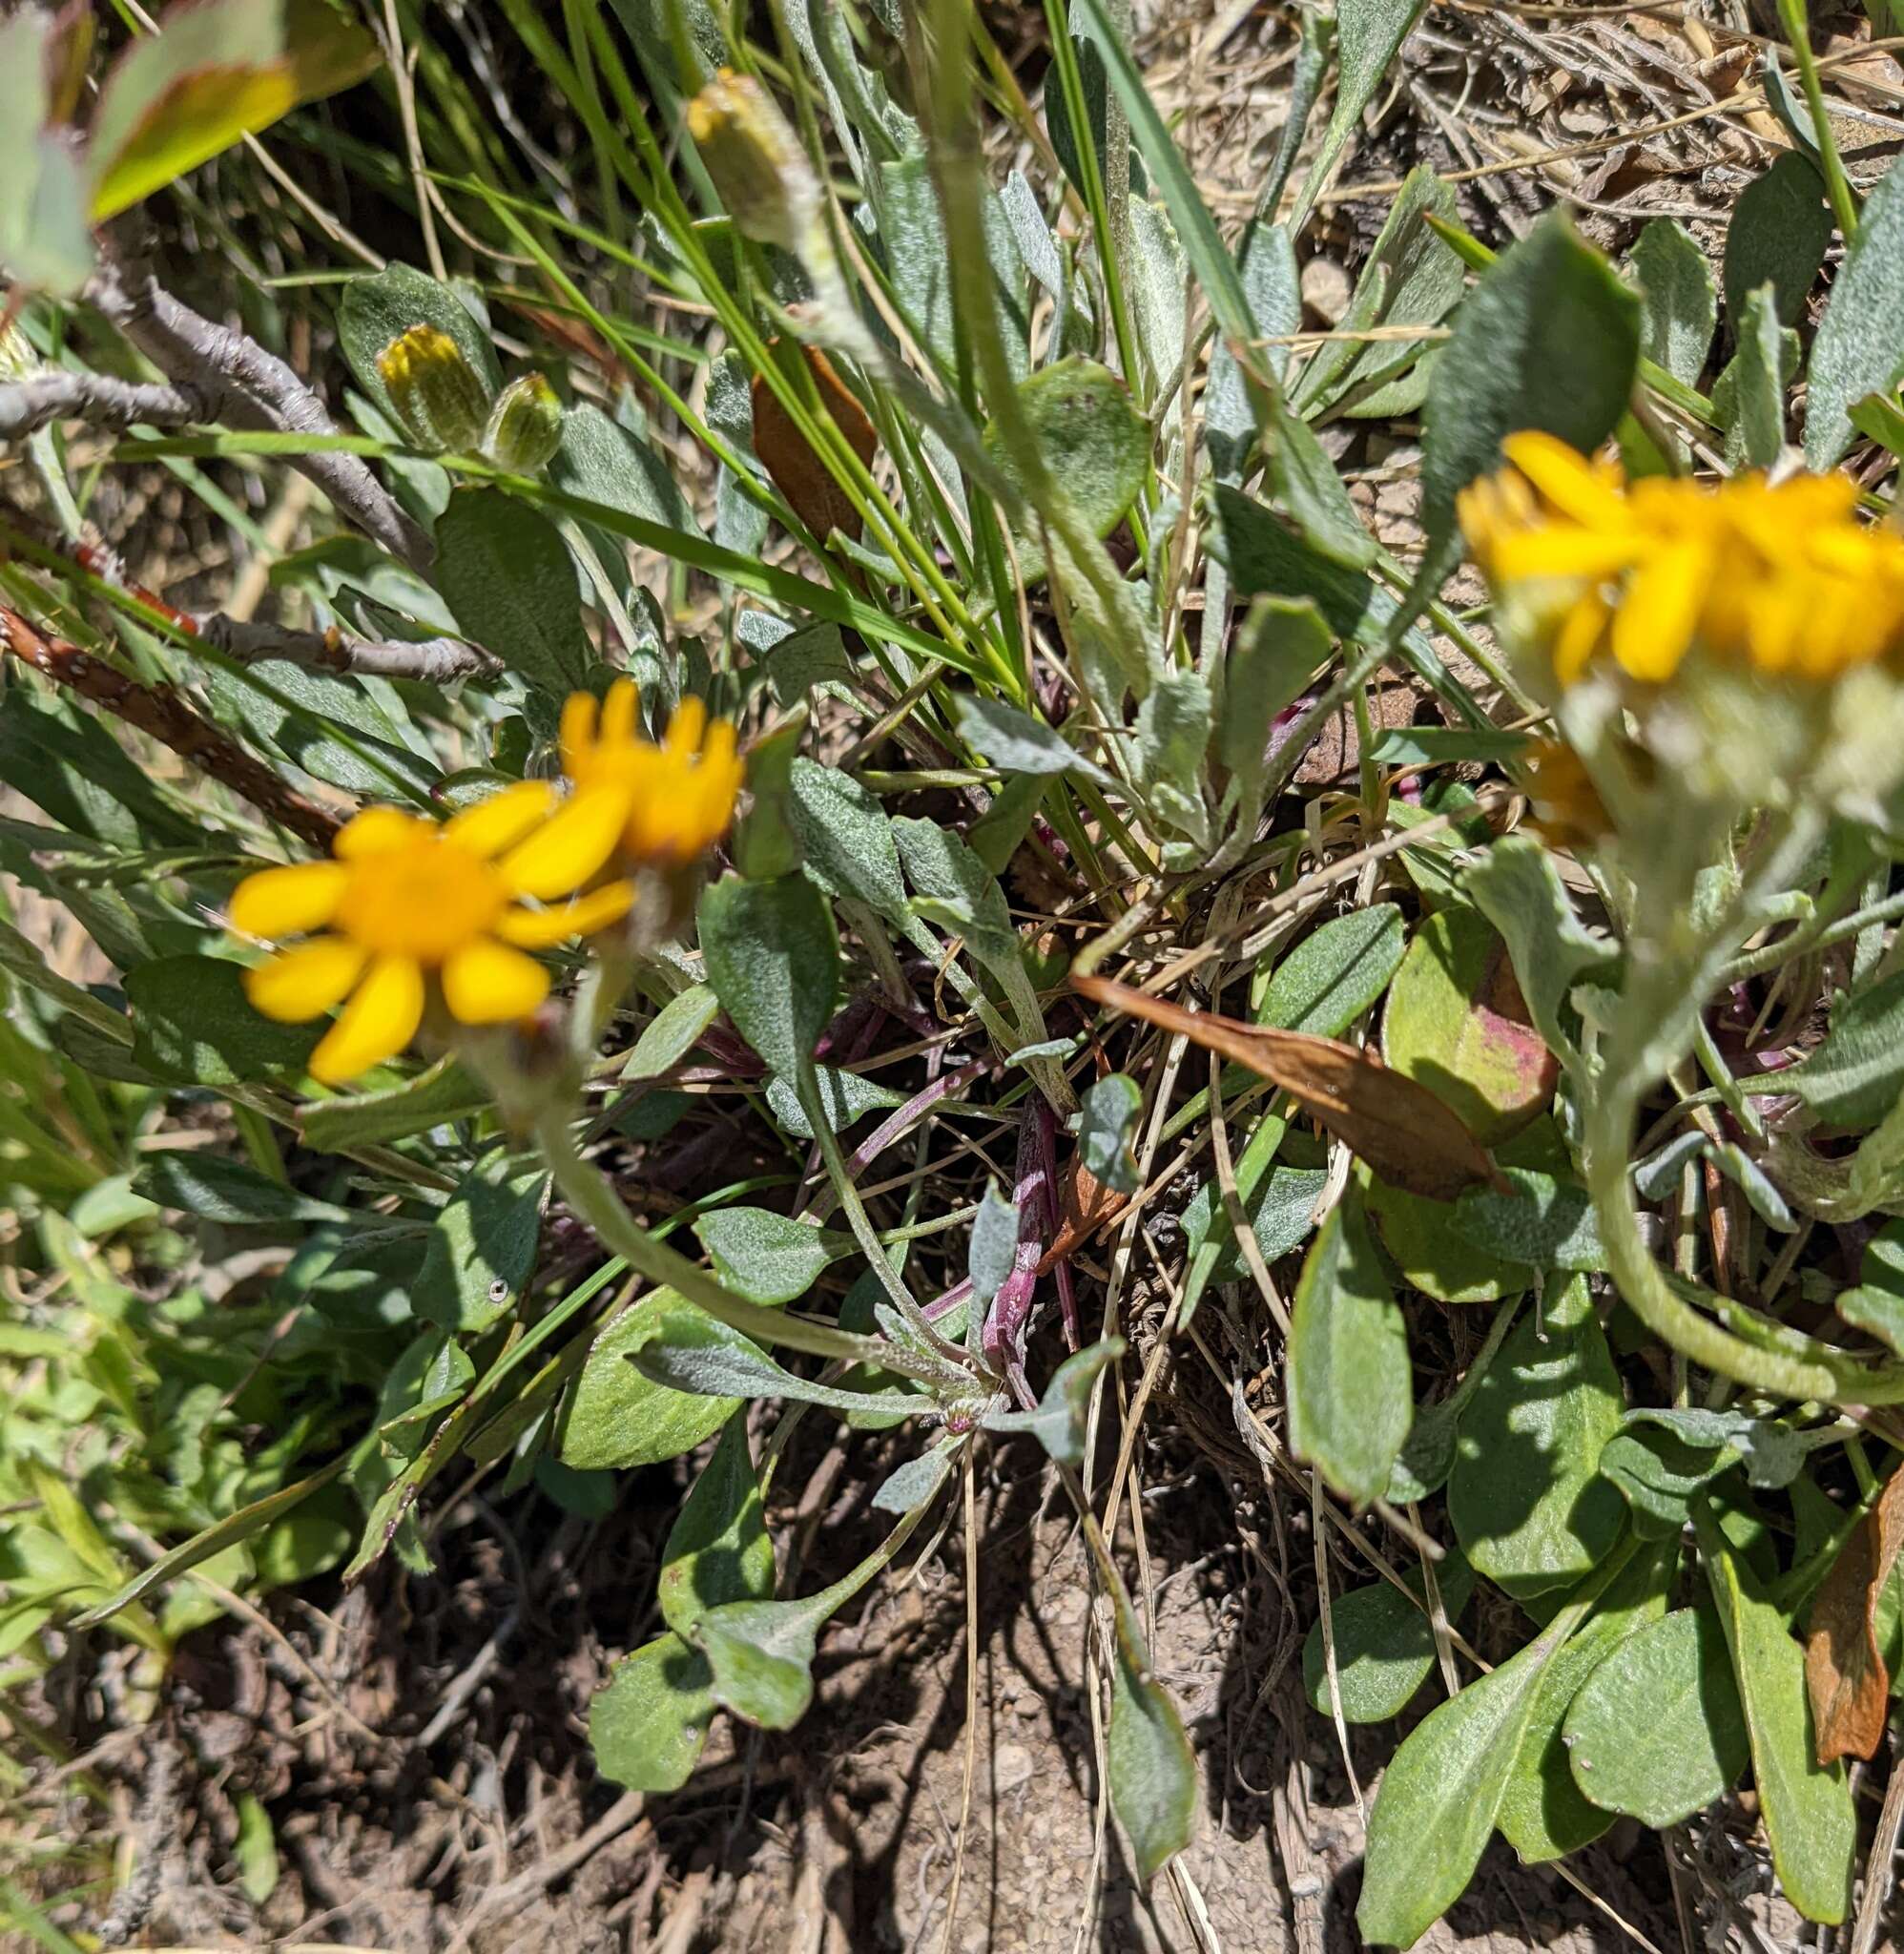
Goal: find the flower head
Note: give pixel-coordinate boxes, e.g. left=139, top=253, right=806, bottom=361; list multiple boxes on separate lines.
left=685, top=70, right=819, bottom=256
left=377, top=324, right=491, bottom=454
left=231, top=787, right=631, bottom=1084
left=1459, top=432, right=1904, bottom=689
left=560, top=681, right=744, bottom=872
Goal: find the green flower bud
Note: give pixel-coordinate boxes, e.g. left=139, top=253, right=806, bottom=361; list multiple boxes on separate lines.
left=377, top=323, right=491, bottom=453
left=482, top=372, right=564, bottom=475
left=685, top=69, right=820, bottom=254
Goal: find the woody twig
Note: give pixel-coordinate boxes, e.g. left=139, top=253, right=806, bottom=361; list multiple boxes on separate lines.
left=0, top=604, right=343, bottom=852
left=0, top=516, right=494, bottom=685
left=79, top=240, right=431, bottom=573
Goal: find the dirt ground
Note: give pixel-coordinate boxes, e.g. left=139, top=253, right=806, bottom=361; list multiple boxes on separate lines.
left=17, top=0, right=1904, bottom=1947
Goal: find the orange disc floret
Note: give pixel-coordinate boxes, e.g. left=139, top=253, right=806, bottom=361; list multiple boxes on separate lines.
left=559, top=680, right=745, bottom=871
left=1459, top=432, right=1904, bottom=687
left=230, top=787, right=631, bottom=1084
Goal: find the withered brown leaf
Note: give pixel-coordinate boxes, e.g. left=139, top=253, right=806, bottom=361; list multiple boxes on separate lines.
left=1073, top=971, right=1503, bottom=1204
left=1037, top=1156, right=1130, bottom=1275
left=1805, top=1466, right=1904, bottom=1766
left=750, top=343, right=879, bottom=546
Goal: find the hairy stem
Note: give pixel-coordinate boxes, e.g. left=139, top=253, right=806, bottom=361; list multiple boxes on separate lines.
left=533, top=1109, right=942, bottom=1381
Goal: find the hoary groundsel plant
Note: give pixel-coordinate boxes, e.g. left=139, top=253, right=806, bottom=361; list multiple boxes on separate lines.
left=8, top=0, right=1904, bottom=1942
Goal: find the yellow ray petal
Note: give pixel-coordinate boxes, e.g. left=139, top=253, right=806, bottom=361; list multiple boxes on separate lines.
left=310, top=954, right=424, bottom=1084
left=1551, top=592, right=1610, bottom=686
left=499, top=785, right=631, bottom=899
left=228, top=862, right=348, bottom=940
left=601, top=676, right=640, bottom=744
left=335, top=805, right=424, bottom=860
left=441, top=937, right=551, bottom=1024
left=1492, top=527, right=1645, bottom=582
left=445, top=780, right=559, bottom=859
left=244, top=937, right=367, bottom=1022
left=1500, top=431, right=1628, bottom=530
left=496, top=882, right=634, bottom=947
left=1611, top=540, right=1710, bottom=682
left=666, top=695, right=708, bottom=754
left=560, top=690, right=598, bottom=779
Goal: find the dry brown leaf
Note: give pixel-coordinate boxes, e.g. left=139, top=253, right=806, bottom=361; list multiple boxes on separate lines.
left=750, top=343, right=879, bottom=545
left=1037, top=1156, right=1129, bottom=1275
left=1805, top=1467, right=1904, bottom=1765
left=1073, top=972, right=1503, bottom=1203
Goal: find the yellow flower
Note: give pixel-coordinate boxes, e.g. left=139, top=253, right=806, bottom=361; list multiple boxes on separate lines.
left=230, top=787, right=632, bottom=1085
left=560, top=681, right=744, bottom=871
left=1459, top=432, right=1904, bottom=688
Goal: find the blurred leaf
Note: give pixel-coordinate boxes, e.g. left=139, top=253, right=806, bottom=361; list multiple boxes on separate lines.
left=1462, top=833, right=1617, bottom=1070
left=90, top=0, right=379, bottom=219
left=299, top=1055, right=487, bottom=1150
left=71, top=1459, right=349, bottom=1629
left=129, top=954, right=321, bottom=1085
left=1418, top=214, right=1641, bottom=575
left=1294, top=0, right=1428, bottom=230
left=0, top=14, right=93, bottom=293
left=415, top=1152, right=547, bottom=1334
left=1217, top=596, right=1331, bottom=780
left=232, top=1790, right=279, bottom=1907
left=622, top=985, right=721, bottom=1081
left=1629, top=218, right=1716, bottom=389
left=877, top=150, right=1027, bottom=377
left=1725, top=152, right=1832, bottom=332
left=435, top=488, right=595, bottom=698
left=953, top=696, right=1113, bottom=785
left=1806, top=156, right=1904, bottom=467
left=1287, top=1188, right=1411, bottom=1507
left=983, top=359, right=1149, bottom=582
left=136, top=1153, right=346, bottom=1226
left=788, top=759, right=911, bottom=925
left=699, top=873, right=839, bottom=1078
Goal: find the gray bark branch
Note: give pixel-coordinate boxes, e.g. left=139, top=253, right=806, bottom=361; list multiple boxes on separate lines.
left=86, top=242, right=432, bottom=573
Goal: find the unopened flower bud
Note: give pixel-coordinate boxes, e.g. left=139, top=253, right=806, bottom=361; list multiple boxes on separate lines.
left=377, top=323, right=491, bottom=453
left=483, top=372, right=563, bottom=474
left=685, top=69, right=820, bottom=254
